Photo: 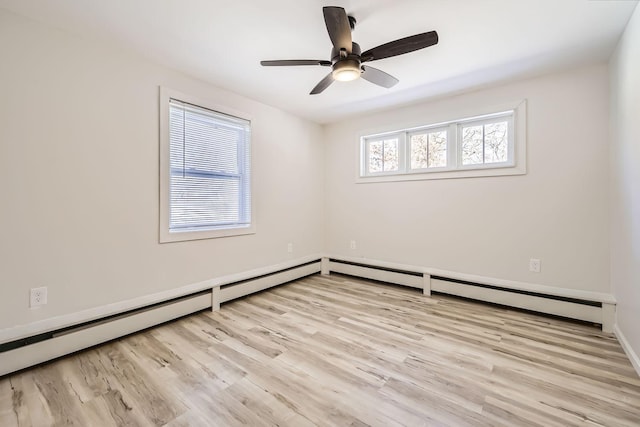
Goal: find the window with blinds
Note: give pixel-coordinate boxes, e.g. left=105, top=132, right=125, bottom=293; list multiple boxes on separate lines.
left=160, top=88, right=253, bottom=242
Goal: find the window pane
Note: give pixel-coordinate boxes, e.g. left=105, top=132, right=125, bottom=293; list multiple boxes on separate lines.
left=383, top=139, right=399, bottom=171
left=170, top=176, right=240, bottom=228
left=184, top=112, right=240, bottom=174
left=484, top=121, right=508, bottom=163
left=410, top=134, right=428, bottom=169
left=462, top=125, right=484, bottom=165
left=369, top=138, right=399, bottom=173
left=411, top=132, right=447, bottom=169
left=368, top=141, right=383, bottom=173
left=428, top=131, right=447, bottom=167
left=168, top=100, right=251, bottom=233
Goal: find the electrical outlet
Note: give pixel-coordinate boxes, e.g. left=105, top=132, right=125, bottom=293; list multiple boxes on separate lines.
left=529, top=258, right=541, bottom=273
left=350, top=240, right=356, bottom=250
left=30, top=287, right=48, bottom=308
left=287, top=243, right=293, bottom=253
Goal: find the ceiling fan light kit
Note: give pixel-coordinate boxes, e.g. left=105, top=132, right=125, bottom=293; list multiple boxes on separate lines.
left=260, top=6, right=438, bottom=94
left=332, top=59, right=361, bottom=81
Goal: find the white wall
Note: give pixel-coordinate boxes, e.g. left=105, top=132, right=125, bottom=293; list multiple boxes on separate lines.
left=324, top=64, right=611, bottom=294
left=610, top=4, right=640, bottom=365
left=0, top=6, right=624, bottom=343
left=0, top=10, right=324, bottom=333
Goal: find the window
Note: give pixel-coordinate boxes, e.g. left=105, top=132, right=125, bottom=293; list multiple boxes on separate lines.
left=359, top=101, right=526, bottom=182
left=460, top=119, right=509, bottom=166
left=367, top=136, right=400, bottom=173
left=410, top=128, right=448, bottom=170
left=160, top=88, right=253, bottom=242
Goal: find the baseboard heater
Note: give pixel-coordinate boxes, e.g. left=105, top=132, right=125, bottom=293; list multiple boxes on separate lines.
left=0, top=258, right=322, bottom=377
left=0, top=291, right=212, bottom=377
left=328, top=258, right=424, bottom=288
left=327, top=258, right=606, bottom=326
left=219, top=259, right=322, bottom=303
left=430, top=276, right=602, bottom=324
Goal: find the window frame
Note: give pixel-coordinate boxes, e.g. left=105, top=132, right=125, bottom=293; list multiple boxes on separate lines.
left=407, top=125, right=454, bottom=173
left=457, top=113, right=515, bottom=170
left=357, top=100, right=526, bottom=183
left=363, top=132, right=405, bottom=176
left=159, top=87, right=255, bottom=243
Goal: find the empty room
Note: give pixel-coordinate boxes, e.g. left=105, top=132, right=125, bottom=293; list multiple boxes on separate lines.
left=1, top=0, right=639, bottom=425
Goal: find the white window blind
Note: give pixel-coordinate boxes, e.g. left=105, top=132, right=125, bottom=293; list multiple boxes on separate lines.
left=168, top=99, right=251, bottom=233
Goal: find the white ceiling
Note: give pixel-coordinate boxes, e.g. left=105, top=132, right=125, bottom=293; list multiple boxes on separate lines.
left=0, top=0, right=637, bottom=123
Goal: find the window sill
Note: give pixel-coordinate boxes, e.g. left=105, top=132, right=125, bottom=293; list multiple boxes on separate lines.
left=356, top=163, right=526, bottom=183
left=159, top=225, right=256, bottom=243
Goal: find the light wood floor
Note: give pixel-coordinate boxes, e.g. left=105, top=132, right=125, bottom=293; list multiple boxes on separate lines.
left=1, top=274, right=639, bottom=426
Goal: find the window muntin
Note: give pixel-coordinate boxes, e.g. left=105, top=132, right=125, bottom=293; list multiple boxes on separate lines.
left=160, top=87, right=253, bottom=242
left=360, top=111, right=515, bottom=178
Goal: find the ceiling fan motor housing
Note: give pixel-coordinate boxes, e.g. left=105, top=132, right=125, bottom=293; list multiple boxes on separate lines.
left=331, top=42, right=362, bottom=81
left=331, top=41, right=361, bottom=61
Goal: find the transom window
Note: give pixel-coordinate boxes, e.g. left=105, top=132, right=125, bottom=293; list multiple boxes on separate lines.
left=360, top=107, right=523, bottom=181
left=460, top=119, right=509, bottom=166
left=367, top=137, right=399, bottom=173
left=410, top=129, right=448, bottom=170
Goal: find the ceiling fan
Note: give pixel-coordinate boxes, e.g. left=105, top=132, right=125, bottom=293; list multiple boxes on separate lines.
left=260, top=6, right=439, bottom=95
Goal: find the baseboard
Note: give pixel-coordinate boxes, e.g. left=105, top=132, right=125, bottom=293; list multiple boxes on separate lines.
left=0, top=253, right=617, bottom=377
left=326, top=255, right=615, bottom=304
left=326, top=255, right=616, bottom=330
left=328, top=259, right=423, bottom=289
left=614, top=324, right=640, bottom=378
left=0, top=255, right=322, bottom=377
left=0, top=277, right=218, bottom=345
left=0, top=292, right=211, bottom=377
left=220, top=260, right=321, bottom=302
left=431, top=278, right=602, bottom=323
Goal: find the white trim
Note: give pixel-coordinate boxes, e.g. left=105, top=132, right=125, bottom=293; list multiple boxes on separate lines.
left=456, top=113, right=515, bottom=169
left=8, top=251, right=611, bottom=345
left=321, top=257, right=330, bottom=275
left=422, top=273, right=431, bottom=296
left=220, top=261, right=321, bottom=303
left=0, top=279, right=217, bottom=344
left=0, top=293, right=212, bottom=377
left=356, top=99, right=527, bottom=183
left=325, top=254, right=616, bottom=304
left=0, top=254, right=323, bottom=345
left=407, top=126, right=452, bottom=172
left=614, top=324, right=640, bottom=378
left=214, top=254, right=322, bottom=287
left=431, top=278, right=601, bottom=323
left=159, top=86, right=256, bottom=243
left=211, top=287, right=221, bottom=312
left=356, top=163, right=526, bottom=183
left=328, top=260, right=423, bottom=288
left=326, top=254, right=615, bottom=330
left=0, top=253, right=625, bottom=376
left=361, top=134, right=403, bottom=176
left=601, top=302, right=616, bottom=333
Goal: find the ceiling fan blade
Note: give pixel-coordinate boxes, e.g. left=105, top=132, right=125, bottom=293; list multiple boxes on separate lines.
left=310, top=72, right=335, bottom=95
left=361, top=31, right=438, bottom=62
left=261, top=60, right=331, bottom=67
left=323, top=6, right=352, bottom=53
left=361, top=66, right=399, bottom=88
